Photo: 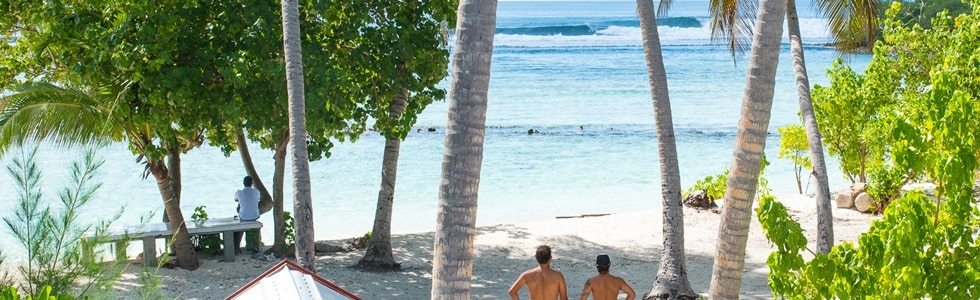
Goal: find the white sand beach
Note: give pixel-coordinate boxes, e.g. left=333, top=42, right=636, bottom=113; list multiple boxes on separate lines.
left=110, top=194, right=879, bottom=299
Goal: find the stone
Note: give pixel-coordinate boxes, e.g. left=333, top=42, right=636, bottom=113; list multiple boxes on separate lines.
left=314, top=241, right=347, bottom=254
left=854, top=192, right=873, bottom=213
left=851, top=182, right=867, bottom=198
left=835, top=189, right=854, bottom=208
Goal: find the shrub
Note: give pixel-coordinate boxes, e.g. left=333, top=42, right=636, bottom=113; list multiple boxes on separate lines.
left=189, top=206, right=222, bottom=255
left=0, top=285, right=73, bottom=300
left=2, top=147, right=125, bottom=297
left=283, top=211, right=295, bottom=245
left=760, top=3, right=980, bottom=297
left=777, top=125, right=810, bottom=194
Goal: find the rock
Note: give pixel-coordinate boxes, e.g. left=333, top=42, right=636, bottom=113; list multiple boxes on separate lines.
left=850, top=182, right=867, bottom=198
left=854, top=192, right=873, bottom=213
left=683, top=189, right=718, bottom=210
left=314, top=241, right=348, bottom=254
left=835, top=189, right=854, bottom=208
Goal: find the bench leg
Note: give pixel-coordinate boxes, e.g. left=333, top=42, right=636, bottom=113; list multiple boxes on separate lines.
left=222, top=231, right=235, bottom=262
left=143, top=236, right=157, bottom=266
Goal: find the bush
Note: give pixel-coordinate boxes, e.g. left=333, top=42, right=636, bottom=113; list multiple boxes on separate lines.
left=0, top=285, right=73, bottom=300
left=283, top=211, right=295, bottom=245
left=2, top=147, right=125, bottom=297
left=189, top=206, right=223, bottom=255
left=684, top=169, right=728, bottom=201
left=760, top=3, right=980, bottom=297
left=684, top=154, right=771, bottom=201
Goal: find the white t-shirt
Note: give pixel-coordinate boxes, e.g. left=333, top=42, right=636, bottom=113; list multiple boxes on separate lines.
left=235, top=187, right=261, bottom=221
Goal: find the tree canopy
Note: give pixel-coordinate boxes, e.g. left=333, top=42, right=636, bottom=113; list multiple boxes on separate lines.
left=763, top=1, right=980, bottom=298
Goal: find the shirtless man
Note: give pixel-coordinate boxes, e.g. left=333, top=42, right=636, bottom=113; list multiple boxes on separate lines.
left=579, top=254, right=636, bottom=300
left=508, top=245, right=568, bottom=300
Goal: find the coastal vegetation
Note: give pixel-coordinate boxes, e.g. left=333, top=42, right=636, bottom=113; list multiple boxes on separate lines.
left=777, top=125, right=811, bottom=194
left=1, top=0, right=976, bottom=299
left=1, top=148, right=124, bottom=297
left=762, top=1, right=980, bottom=298
left=0, top=0, right=455, bottom=271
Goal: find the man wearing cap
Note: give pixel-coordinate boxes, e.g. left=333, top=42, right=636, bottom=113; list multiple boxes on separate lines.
left=579, top=254, right=636, bottom=300
left=508, top=245, right=569, bottom=300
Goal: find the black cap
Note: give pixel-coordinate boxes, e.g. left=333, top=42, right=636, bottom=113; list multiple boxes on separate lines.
left=596, top=254, right=610, bottom=266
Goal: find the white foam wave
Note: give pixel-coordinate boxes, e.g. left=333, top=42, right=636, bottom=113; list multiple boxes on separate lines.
left=490, top=17, right=833, bottom=48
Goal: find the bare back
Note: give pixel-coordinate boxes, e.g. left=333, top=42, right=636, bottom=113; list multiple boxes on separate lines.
left=509, top=266, right=569, bottom=300
left=579, top=273, right=635, bottom=300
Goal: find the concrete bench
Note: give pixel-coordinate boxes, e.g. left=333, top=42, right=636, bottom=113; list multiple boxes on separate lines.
left=84, top=217, right=262, bottom=265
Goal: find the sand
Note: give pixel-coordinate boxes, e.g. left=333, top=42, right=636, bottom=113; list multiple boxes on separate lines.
left=110, top=194, right=879, bottom=299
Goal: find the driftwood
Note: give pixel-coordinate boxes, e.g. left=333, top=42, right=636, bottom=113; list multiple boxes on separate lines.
left=555, top=213, right=611, bottom=219
left=683, top=189, right=719, bottom=211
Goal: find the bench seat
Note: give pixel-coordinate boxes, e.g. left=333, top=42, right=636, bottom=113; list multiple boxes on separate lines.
left=85, top=217, right=262, bottom=265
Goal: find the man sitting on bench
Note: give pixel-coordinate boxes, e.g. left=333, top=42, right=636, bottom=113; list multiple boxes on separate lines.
left=234, top=176, right=261, bottom=254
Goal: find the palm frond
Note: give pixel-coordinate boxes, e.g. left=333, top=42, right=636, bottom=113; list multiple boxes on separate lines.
left=709, top=0, right=758, bottom=61
left=657, top=0, right=674, bottom=18
left=815, top=0, right=880, bottom=52
left=0, top=82, right=125, bottom=155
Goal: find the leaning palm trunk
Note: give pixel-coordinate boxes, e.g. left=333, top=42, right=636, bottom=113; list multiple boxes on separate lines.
left=236, top=130, right=273, bottom=251
left=358, top=87, right=409, bottom=270
left=236, top=130, right=274, bottom=214
left=786, top=0, right=834, bottom=254
left=148, top=153, right=199, bottom=270
left=280, top=0, right=315, bottom=272
left=636, top=0, right=696, bottom=298
left=708, top=0, right=787, bottom=297
left=431, top=0, right=497, bottom=298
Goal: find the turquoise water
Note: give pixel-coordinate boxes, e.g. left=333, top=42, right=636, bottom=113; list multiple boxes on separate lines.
left=0, top=1, right=871, bottom=261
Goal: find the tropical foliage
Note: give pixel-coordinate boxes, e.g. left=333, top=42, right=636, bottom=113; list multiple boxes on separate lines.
left=761, top=2, right=980, bottom=298
left=189, top=206, right=222, bottom=256
left=2, top=147, right=125, bottom=297
left=813, top=0, right=980, bottom=211
left=777, top=125, right=811, bottom=194
left=685, top=169, right=729, bottom=201
left=0, top=285, right=73, bottom=300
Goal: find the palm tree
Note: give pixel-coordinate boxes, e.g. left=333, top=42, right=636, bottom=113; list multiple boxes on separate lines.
left=785, top=0, right=834, bottom=254
left=0, top=81, right=202, bottom=270
left=710, top=0, right=882, bottom=258
left=279, top=0, right=316, bottom=272
left=635, top=0, right=697, bottom=298
left=430, top=0, right=497, bottom=297
left=707, top=0, right=787, bottom=297
left=359, top=87, right=408, bottom=270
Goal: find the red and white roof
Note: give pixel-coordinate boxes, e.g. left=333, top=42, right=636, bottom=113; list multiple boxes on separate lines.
left=226, top=259, right=362, bottom=300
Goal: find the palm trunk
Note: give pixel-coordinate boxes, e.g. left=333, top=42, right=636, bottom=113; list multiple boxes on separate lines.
left=708, top=0, right=786, bottom=297
left=236, top=129, right=274, bottom=214
left=786, top=0, right=834, bottom=254
left=236, top=130, right=272, bottom=251
left=431, top=0, right=496, bottom=297
left=280, top=0, right=315, bottom=272
left=271, top=130, right=289, bottom=257
left=636, top=0, right=696, bottom=298
left=149, top=148, right=199, bottom=270
left=358, top=86, right=409, bottom=270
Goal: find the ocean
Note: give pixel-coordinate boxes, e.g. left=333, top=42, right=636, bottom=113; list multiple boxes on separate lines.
left=0, top=0, right=871, bottom=261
